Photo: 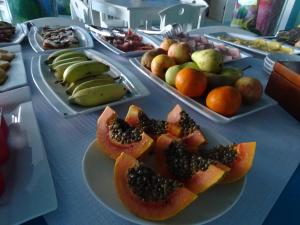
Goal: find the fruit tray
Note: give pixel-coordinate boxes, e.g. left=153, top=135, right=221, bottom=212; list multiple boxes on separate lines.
left=0, top=44, right=27, bottom=93
left=31, top=49, right=149, bottom=117
left=90, top=30, right=160, bottom=57
left=0, top=23, right=28, bottom=47
left=130, top=57, right=277, bottom=123
left=205, top=32, right=300, bottom=56
left=143, top=32, right=252, bottom=63
left=28, top=25, right=94, bottom=53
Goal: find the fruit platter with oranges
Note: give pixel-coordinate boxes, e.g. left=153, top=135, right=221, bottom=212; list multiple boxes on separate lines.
left=130, top=38, right=272, bottom=122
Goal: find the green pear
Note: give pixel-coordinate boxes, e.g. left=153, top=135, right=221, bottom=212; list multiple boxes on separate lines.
left=191, top=49, right=223, bottom=73
left=181, top=61, right=200, bottom=70
left=165, top=65, right=182, bottom=86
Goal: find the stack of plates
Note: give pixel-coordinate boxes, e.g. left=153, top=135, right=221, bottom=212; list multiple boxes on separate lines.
left=264, top=53, right=300, bottom=75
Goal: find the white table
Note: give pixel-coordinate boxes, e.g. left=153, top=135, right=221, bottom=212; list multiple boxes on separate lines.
left=90, top=0, right=181, bottom=28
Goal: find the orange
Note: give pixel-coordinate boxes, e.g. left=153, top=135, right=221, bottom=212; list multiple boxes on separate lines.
left=175, top=68, right=207, bottom=97
left=206, top=86, right=242, bottom=117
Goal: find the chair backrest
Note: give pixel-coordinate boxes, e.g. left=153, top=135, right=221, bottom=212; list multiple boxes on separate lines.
left=70, top=0, right=90, bottom=24
left=158, top=3, right=208, bottom=32
left=88, top=0, right=126, bottom=28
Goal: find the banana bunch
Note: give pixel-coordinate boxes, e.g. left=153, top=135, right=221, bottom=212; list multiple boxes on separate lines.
left=46, top=50, right=128, bottom=107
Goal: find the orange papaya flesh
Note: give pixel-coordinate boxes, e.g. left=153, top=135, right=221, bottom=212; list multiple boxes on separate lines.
left=155, top=134, right=226, bottom=194
left=221, top=142, right=256, bottom=183
left=125, top=105, right=180, bottom=140
left=97, top=106, right=153, bottom=160
left=199, top=142, right=256, bottom=184
left=167, top=104, right=207, bottom=152
left=114, top=152, right=197, bottom=221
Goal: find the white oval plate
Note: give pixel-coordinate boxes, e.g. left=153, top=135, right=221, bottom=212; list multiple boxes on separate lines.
left=82, top=127, right=246, bottom=225
left=27, top=17, right=93, bottom=53
left=0, top=45, right=27, bottom=93
left=0, top=23, right=27, bottom=47
left=0, top=86, right=57, bottom=225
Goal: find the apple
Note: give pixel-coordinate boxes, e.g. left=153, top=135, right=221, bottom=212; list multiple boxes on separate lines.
left=235, top=77, right=263, bottom=104
left=151, top=54, right=176, bottom=80
left=165, top=65, right=182, bottom=86
left=160, top=38, right=177, bottom=51
left=168, top=42, right=191, bottom=64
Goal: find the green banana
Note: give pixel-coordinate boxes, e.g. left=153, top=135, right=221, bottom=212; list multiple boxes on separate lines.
left=52, top=52, right=87, bottom=64
left=69, top=83, right=127, bottom=107
left=65, top=74, right=115, bottom=95
left=45, top=49, right=74, bottom=64
left=63, top=61, right=110, bottom=84
left=72, top=78, right=115, bottom=95
left=49, top=56, right=88, bottom=70
left=53, top=60, right=86, bottom=80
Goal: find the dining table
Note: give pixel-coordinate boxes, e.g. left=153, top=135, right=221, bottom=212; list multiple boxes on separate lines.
left=6, top=24, right=300, bottom=225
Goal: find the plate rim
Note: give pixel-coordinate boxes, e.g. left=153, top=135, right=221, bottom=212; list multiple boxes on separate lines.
left=82, top=127, right=247, bottom=225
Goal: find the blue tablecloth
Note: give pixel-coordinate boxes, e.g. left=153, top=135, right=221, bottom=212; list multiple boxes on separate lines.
left=20, top=30, right=300, bottom=225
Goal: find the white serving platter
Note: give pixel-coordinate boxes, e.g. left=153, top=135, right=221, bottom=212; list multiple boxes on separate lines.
left=31, top=49, right=149, bottom=117
left=0, top=44, right=27, bottom=93
left=130, top=57, right=277, bottom=124
left=90, top=30, right=159, bottom=57
left=27, top=17, right=93, bottom=53
left=0, top=86, right=57, bottom=225
left=0, top=23, right=28, bottom=47
left=83, top=127, right=246, bottom=225
left=205, top=32, right=300, bottom=56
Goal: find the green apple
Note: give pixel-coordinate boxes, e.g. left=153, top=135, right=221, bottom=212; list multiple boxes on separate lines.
left=165, top=65, right=182, bottom=86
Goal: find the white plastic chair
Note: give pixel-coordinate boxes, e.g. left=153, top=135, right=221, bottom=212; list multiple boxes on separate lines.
left=70, top=0, right=91, bottom=24
left=88, top=0, right=126, bottom=28
left=159, top=2, right=208, bottom=32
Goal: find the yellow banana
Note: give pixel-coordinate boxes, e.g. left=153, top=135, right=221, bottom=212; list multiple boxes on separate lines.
left=63, top=61, right=110, bottom=84
left=65, top=74, right=115, bottom=95
left=72, top=78, right=115, bottom=95
left=69, top=83, right=127, bottom=107
left=53, top=60, right=86, bottom=80
left=49, top=56, right=88, bottom=70
left=52, top=52, right=87, bottom=64
left=45, top=49, right=74, bottom=64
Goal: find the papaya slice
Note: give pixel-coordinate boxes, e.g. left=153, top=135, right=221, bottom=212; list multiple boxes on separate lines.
left=199, top=142, right=256, bottom=183
left=114, top=152, right=197, bottom=221
left=167, top=105, right=207, bottom=152
left=125, top=105, right=180, bottom=140
left=155, top=134, right=226, bottom=194
left=97, top=106, right=153, bottom=160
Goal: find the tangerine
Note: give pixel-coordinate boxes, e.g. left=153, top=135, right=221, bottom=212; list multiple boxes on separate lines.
left=175, top=68, right=207, bottom=97
left=206, top=86, right=242, bottom=117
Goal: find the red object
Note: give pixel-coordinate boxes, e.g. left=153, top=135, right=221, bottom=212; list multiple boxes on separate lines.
left=265, top=61, right=300, bottom=121
left=0, top=173, right=4, bottom=196
left=0, top=114, right=9, bottom=165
